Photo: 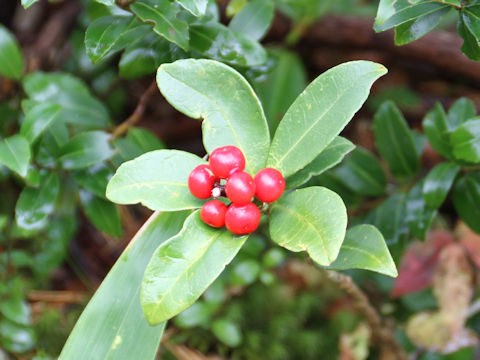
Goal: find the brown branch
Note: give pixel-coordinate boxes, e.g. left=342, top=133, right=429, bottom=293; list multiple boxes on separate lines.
left=28, top=290, right=87, bottom=304
left=111, top=81, right=158, bottom=138
left=324, top=271, right=408, bottom=360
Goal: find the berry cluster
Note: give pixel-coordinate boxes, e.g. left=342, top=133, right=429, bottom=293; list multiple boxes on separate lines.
left=188, top=146, right=285, bottom=235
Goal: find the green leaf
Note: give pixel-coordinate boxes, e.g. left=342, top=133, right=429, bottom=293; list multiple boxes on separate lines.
left=113, top=127, right=165, bottom=162
left=0, top=319, right=35, bottom=353
left=20, top=102, right=62, bottom=143
left=212, top=319, right=243, bottom=347
left=229, top=0, right=274, bottom=41
left=373, top=101, right=419, bottom=178
left=85, top=15, right=150, bottom=63
left=447, top=97, right=476, bottom=131
left=190, top=22, right=267, bottom=66
left=461, top=5, right=480, bottom=42
left=23, top=72, right=110, bottom=130
left=423, top=162, right=460, bottom=210
left=141, top=211, right=248, bottom=325
left=453, top=173, right=480, bottom=234
left=0, top=25, right=24, bottom=80
left=130, top=0, right=189, bottom=51
left=174, top=301, right=213, bottom=328
left=60, top=211, right=189, bottom=359
left=253, top=49, right=307, bottom=134
left=422, top=102, right=452, bottom=158
left=21, top=0, right=40, bottom=9
left=406, top=181, right=436, bottom=240
left=269, top=187, right=347, bottom=266
left=94, top=0, right=115, bottom=5
left=0, top=135, right=31, bottom=177
left=106, top=150, right=206, bottom=211
left=15, top=172, right=60, bottom=232
left=458, top=14, right=480, bottom=61
left=328, top=225, right=397, bottom=277
left=394, top=6, right=450, bottom=45
left=157, top=59, right=269, bottom=175
left=176, top=0, right=208, bottom=16
left=450, top=118, right=480, bottom=163
left=79, top=191, right=123, bottom=238
left=0, top=296, right=30, bottom=326
left=334, top=147, right=387, bottom=197
left=59, top=131, right=114, bottom=169
left=374, top=1, right=449, bottom=32
left=267, top=61, right=387, bottom=177
left=230, top=259, right=261, bottom=286
left=286, top=137, right=355, bottom=189
left=73, top=164, right=113, bottom=198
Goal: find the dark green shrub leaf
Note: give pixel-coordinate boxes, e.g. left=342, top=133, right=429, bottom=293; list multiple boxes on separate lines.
left=373, top=101, right=419, bottom=178
left=60, top=211, right=189, bottom=359
left=79, top=191, right=123, bottom=238
left=73, top=164, right=113, bottom=198
left=113, top=127, right=165, bottom=162
left=21, top=0, right=40, bottom=9
left=447, top=97, right=476, bottom=130
left=453, top=173, right=480, bottom=234
left=229, top=0, right=274, bottom=41
left=176, top=0, right=208, bottom=17
left=141, top=211, right=248, bottom=325
left=286, top=137, right=355, bottom=189
left=270, top=187, right=347, bottom=266
left=422, top=102, right=452, bottom=158
left=15, top=172, right=59, bottom=232
left=458, top=14, right=480, bottom=61
left=106, top=150, right=205, bottom=211
left=461, top=5, right=480, bottom=42
left=230, top=259, right=261, bottom=286
left=59, top=131, right=114, bottom=169
left=0, top=319, right=35, bottom=353
left=423, top=162, right=460, bottom=210
left=328, top=225, right=397, bottom=277
left=267, top=61, right=387, bottom=177
left=450, top=118, right=480, bottom=163
left=334, top=147, right=387, bottom=197
left=130, top=0, right=189, bottom=51
left=0, top=296, right=30, bottom=326
left=406, top=181, right=436, bottom=240
left=173, top=301, right=213, bottom=328
left=212, top=319, right=243, bottom=347
left=0, top=24, right=24, bottom=80
left=20, top=102, right=62, bottom=143
left=0, top=135, right=31, bottom=177
left=157, top=59, right=269, bottom=174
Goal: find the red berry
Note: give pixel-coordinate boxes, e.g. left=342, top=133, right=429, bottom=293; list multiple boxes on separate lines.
left=254, top=168, right=285, bottom=203
left=225, top=203, right=261, bottom=235
left=209, top=146, right=245, bottom=179
left=225, top=171, right=255, bottom=205
left=188, top=164, right=216, bottom=199
left=201, top=200, right=228, bottom=228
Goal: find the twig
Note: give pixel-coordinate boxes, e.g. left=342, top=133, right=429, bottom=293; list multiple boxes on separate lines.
left=324, top=271, right=408, bottom=360
left=111, top=81, right=157, bottom=138
left=28, top=290, right=87, bottom=304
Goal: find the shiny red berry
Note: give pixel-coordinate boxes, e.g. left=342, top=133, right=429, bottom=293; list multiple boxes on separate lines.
left=201, top=200, right=228, bottom=228
left=254, top=168, right=285, bottom=203
left=225, top=203, right=261, bottom=235
left=225, top=171, right=255, bottom=205
left=188, top=164, right=216, bottom=199
left=209, top=146, right=245, bottom=179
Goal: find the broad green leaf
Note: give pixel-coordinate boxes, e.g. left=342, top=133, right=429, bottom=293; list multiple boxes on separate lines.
left=269, top=187, right=347, bottom=266
left=21, top=0, right=40, bottom=9
left=157, top=59, right=269, bottom=174
left=0, top=296, right=30, bottom=326
left=23, top=72, right=110, bottom=130
left=85, top=15, right=150, bottom=63
left=60, top=211, right=189, bottom=360
left=406, top=181, right=436, bottom=240
left=254, top=49, right=307, bottom=134
left=79, top=191, right=123, bottom=238
left=328, top=225, right=398, bottom=277
left=309, top=171, right=362, bottom=209
left=15, top=172, right=59, bottom=232
left=286, top=137, right=355, bottom=189
left=458, top=14, right=480, bottom=61
left=176, top=0, right=208, bottom=16
left=73, top=164, right=113, bottom=198
left=461, top=5, right=480, bottom=42
left=267, top=61, right=387, bottom=177
left=94, top=0, right=115, bottom=5
left=190, top=22, right=267, bottom=66
left=113, top=127, right=165, bottom=162
left=447, top=97, right=476, bottom=131
left=423, top=162, right=460, bottom=210
left=130, top=0, right=189, bottom=51
left=20, top=102, right=62, bottom=143
left=59, top=131, right=114, bottom=169
left=212, top=319, right=243, bottom=347
left=141, top=211, right=248, bottom=325
left=374, top=1, right=449, bottom=32
left=227, top=0, right=248, bottom=16
left=453, top=173, right=480, bottom=234
left=229, top=0, right=274, bottom=41
left=394, top=6, right=450, bottom=45
left=0, top=319, right=35, bottom=353
left=106, top=150, right=205, bottom=211
left=373, top=101, right=419, bottom=178
left=0, top=25, right=24, bottom=80
left=422, top=102, right=452, bottom=158
left=230, top=259, right=261, bottom=286
left=334, top=147, right=387, bottom=197
left=174, top=301, right=213, bottom=329
left=450, top=118, right=480, bottom=163
left=0, top=135, right=31, bottom=177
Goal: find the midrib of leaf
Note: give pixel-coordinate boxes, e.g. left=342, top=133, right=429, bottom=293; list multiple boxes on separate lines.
left=4, top=138, right=23, bottom=173
left=134, top=3, right=179, bottom=35
left=235, top=1, right=269, bottom=31
left=376, top=2, right=449, bottom=31
left=270, top=69, right=380, bottom=171
left=93, top=18, right=127, bottom=59
left=339, top=244, right=384, bottom=266
left=347, top=160, right=384, bottom=193
left=384, top=113, right=415, bottom=175
left=274, top=203, right=330, bottom=263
